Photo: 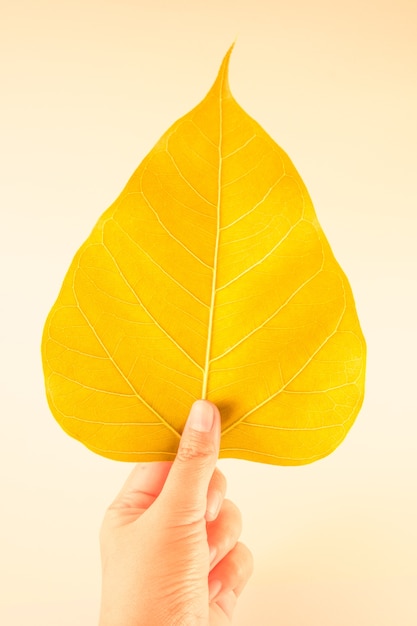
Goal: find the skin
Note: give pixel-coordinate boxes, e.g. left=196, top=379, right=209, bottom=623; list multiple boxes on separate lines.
left=99, top=400, right=254, bottom=626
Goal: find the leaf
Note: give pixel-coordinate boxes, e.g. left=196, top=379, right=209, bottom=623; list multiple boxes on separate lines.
left=41, top=46, right=366, bottom=466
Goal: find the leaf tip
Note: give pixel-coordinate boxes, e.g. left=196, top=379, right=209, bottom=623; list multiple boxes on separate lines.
left=215, top=43, right=235, bottom=98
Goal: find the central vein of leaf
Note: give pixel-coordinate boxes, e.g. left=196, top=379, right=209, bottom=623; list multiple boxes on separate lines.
left=201, top=88, right=223, bottom=399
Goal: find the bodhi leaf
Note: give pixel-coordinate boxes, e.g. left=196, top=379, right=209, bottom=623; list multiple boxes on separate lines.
left=41, top=46, right=366, bottom=466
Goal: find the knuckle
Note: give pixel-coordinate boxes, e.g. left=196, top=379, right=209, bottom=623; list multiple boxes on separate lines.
left=177, top=432, right=217, bottom=463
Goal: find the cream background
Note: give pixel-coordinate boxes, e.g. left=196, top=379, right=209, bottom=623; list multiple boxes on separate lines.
left=1, top=0, right=416, bottom=624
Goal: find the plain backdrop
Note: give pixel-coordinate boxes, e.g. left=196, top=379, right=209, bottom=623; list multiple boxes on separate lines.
left=1, top=1, right=416, bottom=624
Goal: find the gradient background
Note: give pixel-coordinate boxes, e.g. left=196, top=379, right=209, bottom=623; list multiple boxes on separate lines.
left=1, top=1, right=416, bottom=624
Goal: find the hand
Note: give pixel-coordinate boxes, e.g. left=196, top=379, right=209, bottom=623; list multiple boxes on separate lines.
left=98, top=400, right=253, bottom=626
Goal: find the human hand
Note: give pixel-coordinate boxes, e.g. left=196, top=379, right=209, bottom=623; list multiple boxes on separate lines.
left=98, top=400, right=253, bottom=626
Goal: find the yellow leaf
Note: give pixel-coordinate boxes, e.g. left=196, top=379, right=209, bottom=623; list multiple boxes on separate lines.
left=41, top=47, right=366, bottom=465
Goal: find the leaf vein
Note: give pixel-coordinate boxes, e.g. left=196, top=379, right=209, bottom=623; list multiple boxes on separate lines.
left=72, top=272, right=188, bottom=435
left=97, top=244, right=204, bottom=372
left=211, top=266, right=322, bottom=362
left=218, top=217, right=304, bottom=291
left=110, top=219, right=209, bottom=308
left=166, top=150, right=217, bottom=207
left=220, top=173, right=286, bottom=231
left=221, top=296, right=349, bottom=435
left=49, top=372, right=136, bottom=397
left=139, top=189, right=212, bottom=269
left=223, top=134, right=257, bottom=159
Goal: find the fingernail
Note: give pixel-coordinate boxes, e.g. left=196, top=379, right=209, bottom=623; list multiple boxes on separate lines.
left=206, top=490, right=222, bottom=521
left=208, top=579, right=222, bottom=601
left=188, top=400, right=214, bottom=433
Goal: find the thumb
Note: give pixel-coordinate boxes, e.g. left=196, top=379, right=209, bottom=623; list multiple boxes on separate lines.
left=158, top=400, right=221, bottom=523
